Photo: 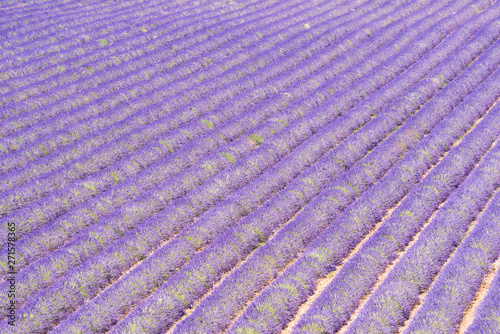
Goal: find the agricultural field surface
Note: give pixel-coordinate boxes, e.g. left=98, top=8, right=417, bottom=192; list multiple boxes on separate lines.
left=1, top=0, right=500, bottom=333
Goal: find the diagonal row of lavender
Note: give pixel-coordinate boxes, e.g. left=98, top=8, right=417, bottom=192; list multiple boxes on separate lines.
left=183, top=29, right=500, bottom=334
left=0, top=0, right=412, bottom=243
left=0, top=0, right=480, bottom=332
left=465, top=242, right=500, bottom=334
left=0, top=0, right=410, bottom=279
left=1, top=0, right=305, bottom=118
left=0, top=0, right=360, bottom=165
left=404, top=165, right=500, bottom=333
left=0, top=0, right=291, bottom=129
left=0, top=0, right=442, bottom=316
left=52, top=6, right=499, bottom=333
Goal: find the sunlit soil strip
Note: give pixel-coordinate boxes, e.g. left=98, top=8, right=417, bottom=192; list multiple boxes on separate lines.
left=223, top=219, right=309, bottom=333
left=281, top=202, right=405, bottom=334
left=290, top=68, right=500, bottom=334
left=458, top=254, right=500, bottom=333
left=164, top=193, right=311, bottom=334
left=337, top=201, right=445, bottom=334
left=396, top=98, right=500, bottom=333
left=398, top=183, right=500, bottom=334
left=281, top=149, right=452, bottom=333
left=340, top=111, right=500, bottom=333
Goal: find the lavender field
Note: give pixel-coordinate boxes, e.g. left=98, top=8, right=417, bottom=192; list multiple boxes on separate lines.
left=0, top=0, right=499, bottom=333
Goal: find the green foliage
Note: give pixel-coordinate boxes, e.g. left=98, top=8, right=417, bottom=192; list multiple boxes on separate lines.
left=159, top=139, right=174, bottom=153
left=83, top=183, right=97, bottom=192
left=84, top=66, right=94, bottom=74
left=237, top=327, right=259, bottom=334
left=249, top=133, right=263, bottom=146
left=200, top=119, right=215, bottom=129
left=201, top=161, right=217, bottom=174
left=221, top=152, right=236, bottom=164
left=300, top=323, right=327, bottom=333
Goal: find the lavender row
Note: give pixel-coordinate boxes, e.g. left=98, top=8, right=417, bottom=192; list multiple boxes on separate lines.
left=465, top=251, right=500, bottom=334
left=343, top=107, right=500, bottom=334
left=0, top=0, right=167, bottom=60
left=106, top=8, right=496, bottom=333
left=0, top=0, right=356, bottom=159
left=0, top=0, right=467, bottom=281
left=0, top=0, right=208, bottom=55
left=0, top=0, right=412, bottom=231
left=0, top=0, right=290, bottom=94
left=0, top=0, right=292, bottom=124
left=0, top=0, right=436, bottom=308
left=0, top=1, right=459, bottom=327
left=177, top=28, right=500, bottom=334
left=0, top=0, right=458, bottom=272
left=49, top=8, right=487, bottom=330
left=292, top=75, right=500, bottom=334
left=404, top=178, right=500, bottom=333
left=0, top=0, right=255, bottom=88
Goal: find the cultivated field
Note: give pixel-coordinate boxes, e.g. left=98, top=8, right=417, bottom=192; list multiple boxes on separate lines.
left=0, top=0, right=499, bottom=333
